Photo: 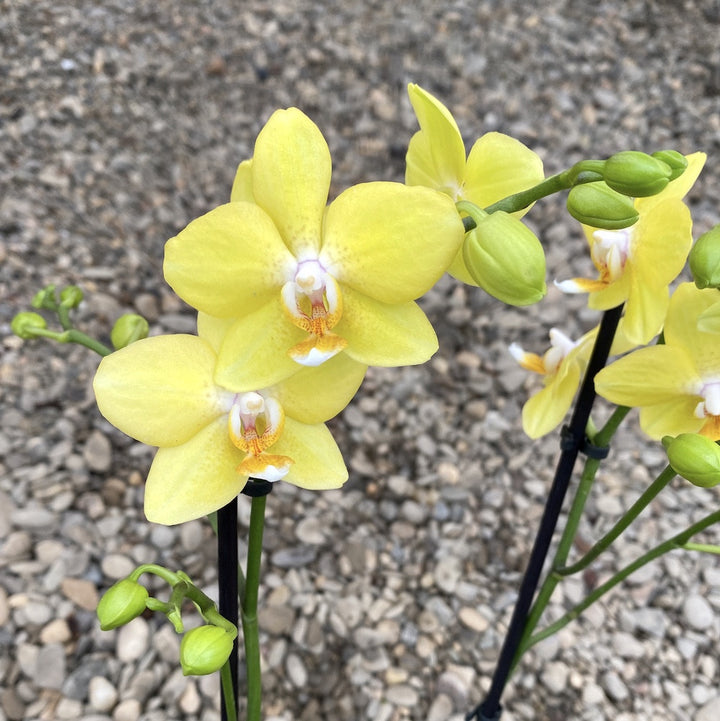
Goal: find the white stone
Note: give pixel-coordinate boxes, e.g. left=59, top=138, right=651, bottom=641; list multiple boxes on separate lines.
left=89, top=675, right=118, bottom=712
left=116, top=618, right=150, bottom=662
left=683, top=594, right=715, bottom=631
left=286, top=653, right=308, bottom=688
left=540, top=661, right=569, bottom=693
left=112, top=698, right=141, bottom=721
left=695, top=696, right=720, bottom=721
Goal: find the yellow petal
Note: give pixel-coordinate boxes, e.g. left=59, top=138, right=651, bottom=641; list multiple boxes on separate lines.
left=632, top=198, right=692, bottom=289
left=335, top=286, right=438, bottom=366
left=664, top=283, right=720, bottom=376
left=272, top=353, right=366, bottom=424
left=213, top=297, right=307, bottom=391
left=197, top=313, right=235, bottom=355
left=463, top=132, right=544, bottom=212
left=252, top=108, right=330, bottom=256
left=164, top=202, right=295, bottom=317
left=406, top=83, right=466, bottom=193
left=638, top=398, right=705, bottom=440
left=595, top=346, right=699, bottom=406
left=230, top=159, right=255, bottom=203
left=321, top=182, right=464, bottom=303
left=272, top=418, right=348, bottom=490
left=620, top=272, right=668, bottom=345
left=144, top=417, right=247, bottom=525
left=522, top=362, right=581, bottom=439
left=93, top=335, right=225, bottom=447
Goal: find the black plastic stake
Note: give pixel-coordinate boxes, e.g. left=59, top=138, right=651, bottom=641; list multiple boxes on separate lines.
left=466, top=304, right=623, bottom=721
left=218, top=497, right=239, bottom=721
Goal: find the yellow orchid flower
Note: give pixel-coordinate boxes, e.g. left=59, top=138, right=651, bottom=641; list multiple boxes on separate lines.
left=93, top=317, right=366, bottom=525
left=511, top=322, right=637, bottom=438
left=405, top=83, right=545, bottom=285
left=555, top=152, right=706, bottom=345
left=510, top=328, right=597, bottom=439
left=595, top=282, right=720, bottom=440
left=164, top=108, right=465, bottom=391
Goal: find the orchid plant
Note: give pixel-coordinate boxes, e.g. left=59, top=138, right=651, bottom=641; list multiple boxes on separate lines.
left=12, top=84, right=720, bottom=721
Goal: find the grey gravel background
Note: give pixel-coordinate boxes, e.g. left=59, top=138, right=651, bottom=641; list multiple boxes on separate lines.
left=2, top=1, right=720, bottom=720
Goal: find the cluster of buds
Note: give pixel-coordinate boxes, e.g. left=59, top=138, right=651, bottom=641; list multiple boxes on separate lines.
left=96, top=566, right=238, bottom=676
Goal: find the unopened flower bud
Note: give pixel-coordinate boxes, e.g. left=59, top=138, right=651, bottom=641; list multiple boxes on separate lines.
left=111, top=314, right=149, bottom=349
left=96, top=579, right=149, bottom=630
left=462, top=211, right=546, bottom=306
left=32, top=285, right=58, bottom=310
left=665, top=433, right=720, bottom=488
left=689, top=225, right=720, bottom=290
left=60, top=285, right=84, bottom=309
left=567, top=182, right=639, bottom=230
left=603, top=151, right=671, bottom=197
left=180, top=625, right=234, bottom=676
left=651, top=150, right=688, bottom=181
left=11, top=312, right=48, bottom=339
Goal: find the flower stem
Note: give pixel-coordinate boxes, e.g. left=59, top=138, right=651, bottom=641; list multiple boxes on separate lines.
left=468, top=305, right=623, bottom=721
left=220, top=659, right=238, bottom=721
left=242, top=493, right=267, bottom=721
left=524, top=508, right=720, bottom=651
left=24, top=326, right=113, bottom=356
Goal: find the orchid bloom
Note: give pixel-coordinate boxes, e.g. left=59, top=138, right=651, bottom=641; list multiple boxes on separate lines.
left=405, top=83, right=545, bottom=285
left=509, top=328, right=596, bottom=438
left=555, top=152, right=706, bottom=345
left=93, top=315, right=366, bottom=525
left=164, top=108, right=464, bottom=391
left=595, top=282, right=720, bottom=440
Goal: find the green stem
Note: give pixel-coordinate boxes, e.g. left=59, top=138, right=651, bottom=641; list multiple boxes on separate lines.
left=556, top=464, right=676, bottom=577
left=512, top=405, right=630, bottom=669
left=682, top=542, right=720, bottom=555
left=26, top=326, right=113, bottom=356
left=525, top=508, right=720, bottom=651
left=242, top=495, right=267, bottom=721
left=461, top=161, right=605, bottom=230
left=220, top=659, right=238, bottom=721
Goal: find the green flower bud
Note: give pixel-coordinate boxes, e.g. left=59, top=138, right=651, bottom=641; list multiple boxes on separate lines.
left=567, top=181, right=639, bottom=230
left=689, top=225, right=720, bottom=290
left=111, top=314, right=149, bottom=349
left=11, top=312, right=48, bottom=339
left=180, top=625, right=234, bottom=676
left=59, top=285, right=84, bottom=309
left=462, top=211, right=546, bottom=306
left=603, top=151, right=671, bottom=197
left=651, top=150, right=688, bottom=181
left=96, top=579, right=149, bottom=630
left=666, top=433, right=720, bottom=488
left=32, top=285, right=58, bottom=310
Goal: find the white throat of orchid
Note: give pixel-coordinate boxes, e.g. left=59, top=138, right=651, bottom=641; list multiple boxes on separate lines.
left=281, top=258, right=347, bottom=366
left=694, top=380, right=720, bottom=438
left=555, top=226, right=635, bottom=294
left=509, top=328, right=579, bottom=377
left=227, top=391, right=292, bottom=482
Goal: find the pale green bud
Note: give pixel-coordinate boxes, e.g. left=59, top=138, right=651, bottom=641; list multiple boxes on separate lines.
left=603, top=151, right=671, bottom=197
left=96, top=579, right=149, bottom=630
left=180, top=625, right=234, bottom=676
left=463, top=211, right=546, bottom=306
left=11, top=312, right=48, bottom=339
left=689, top=225, right=720, bottom=290
left=665, top=433, right=720, bottom=488
left=32, top=285, right=58, bottom=310
left=111, top=314, right=149, bottom=349
left=567, top=181, right=639, bottom=230
left=59, top=285, right=84, bottom=309
left=651, top=150, right=688, bottom=181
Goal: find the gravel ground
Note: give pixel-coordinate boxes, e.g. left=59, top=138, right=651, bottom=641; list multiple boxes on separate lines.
left=2, top=1, right=720, bottom=720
